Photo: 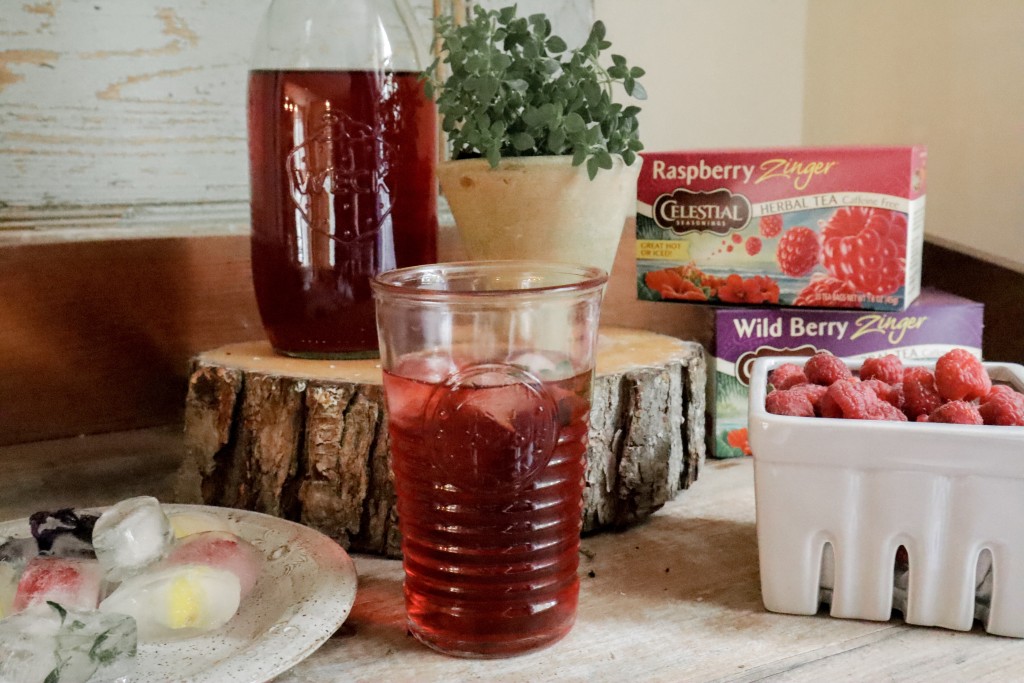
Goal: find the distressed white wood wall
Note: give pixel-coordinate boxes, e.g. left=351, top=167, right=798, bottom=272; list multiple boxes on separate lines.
left=0, top=0, right=592, bottom=236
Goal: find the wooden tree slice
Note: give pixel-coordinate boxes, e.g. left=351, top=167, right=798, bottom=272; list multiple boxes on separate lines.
left=174, top=327, right=706, bottom=558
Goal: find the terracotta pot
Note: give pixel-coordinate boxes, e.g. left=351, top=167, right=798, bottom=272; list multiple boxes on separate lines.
left=438, top=155, right=642, bottom=275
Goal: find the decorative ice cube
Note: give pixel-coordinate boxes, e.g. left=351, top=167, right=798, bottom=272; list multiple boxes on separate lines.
left=166, top=510, right=235, bottom=539
left=160, top=531, right=263, bottom=597
left=0, top=563, right=17, bottom=619
left=91, top=496, right=174, bottom=581
left=13, top=557, right=103, bottom=613
left=0, top=602, right=137, bottom=683
left=0, top=536, right=37, bottom=567
left=99, top=564, right=241, bottom=642
left=507, top=350, right=574, bottom=379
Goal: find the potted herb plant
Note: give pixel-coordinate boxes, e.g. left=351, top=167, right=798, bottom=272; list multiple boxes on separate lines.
left=422, top=5, right=646, bottom=274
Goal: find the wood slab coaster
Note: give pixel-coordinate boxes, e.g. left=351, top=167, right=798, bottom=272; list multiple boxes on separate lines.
left=174, top=326, right=707, bottom=558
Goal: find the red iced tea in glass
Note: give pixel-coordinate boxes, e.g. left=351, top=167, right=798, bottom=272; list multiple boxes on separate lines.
left=383, top=361, right=591, bottom=657
left=247, top=69, right=437, bottom=357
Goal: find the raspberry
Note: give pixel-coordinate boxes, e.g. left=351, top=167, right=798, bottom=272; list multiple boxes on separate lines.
left=978, top=390, right=1024, bottom=426
left=793, top=276, right=860, bottom=308
left=876, top=399, right=909, bottom=421
left=902, top=367, right=943, bottom=419
left=820, top=379, right=907, bottom=421
left=759, top=214, right=783, bottom=238
left=803, top=350, right=853, bottom=386
left=934, top=348, right=991, bottom=401
left=820, top=207, right=907, bottom=296
left=789, top=383, right=828, bottom=414
left=731, top=233, right=743, bottom=244
left=986, top=385, right=1020, bottom=401
left=861, top=378, right=903, bottom=408
left=859, top=354, right=904, bottom=384
left=745, top=236, right=763, bottom=256
left=928, top=400, right=983, bottom=425
left=766, top=388, right=816, bottom=417
left=776, top=226, right=820, bottom=277
left=768, top=363, right=808, bottom=391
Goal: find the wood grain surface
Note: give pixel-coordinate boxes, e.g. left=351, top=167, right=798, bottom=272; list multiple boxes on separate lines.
left=174, top=329, right=707, bottom=556
left=4, top=430, right=1023, bottom=682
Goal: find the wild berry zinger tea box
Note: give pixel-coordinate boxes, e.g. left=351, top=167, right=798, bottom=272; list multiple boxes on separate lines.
left=711, top=289, right=983, bottom=458
left=636, top=146, right=927, bottom=311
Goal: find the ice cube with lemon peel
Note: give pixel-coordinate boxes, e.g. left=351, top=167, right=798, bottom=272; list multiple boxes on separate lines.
left=99, top=564, right=241, bottom=642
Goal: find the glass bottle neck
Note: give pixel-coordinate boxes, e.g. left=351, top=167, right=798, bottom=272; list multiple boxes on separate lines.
left=250, top=0, right=428, bottom=72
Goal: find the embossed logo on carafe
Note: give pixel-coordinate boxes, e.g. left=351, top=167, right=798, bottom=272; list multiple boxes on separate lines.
left=286, top=110, right=394, bottom=242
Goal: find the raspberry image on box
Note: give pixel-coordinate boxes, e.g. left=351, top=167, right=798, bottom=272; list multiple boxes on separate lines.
left=636, top=146, right=927, bottom=311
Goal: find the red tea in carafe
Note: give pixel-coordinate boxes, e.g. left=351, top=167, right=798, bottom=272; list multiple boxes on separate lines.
left=248, top=69, right=437, bottom=358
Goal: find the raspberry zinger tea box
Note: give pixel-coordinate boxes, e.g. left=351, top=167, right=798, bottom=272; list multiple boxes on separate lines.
left=711, top=289, right=983, bottom=458
left=636, top=147, right=927, bottom=310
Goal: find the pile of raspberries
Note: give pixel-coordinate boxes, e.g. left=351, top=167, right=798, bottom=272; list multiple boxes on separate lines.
left=765, top=349, right=1024, bottom=425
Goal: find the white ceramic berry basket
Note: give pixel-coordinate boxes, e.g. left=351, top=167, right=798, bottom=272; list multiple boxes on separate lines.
left=748, top=356, right=1024, bottom=637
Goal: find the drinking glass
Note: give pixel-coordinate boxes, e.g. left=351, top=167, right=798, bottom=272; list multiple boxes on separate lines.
left=372, top=260, right=607, bottom=657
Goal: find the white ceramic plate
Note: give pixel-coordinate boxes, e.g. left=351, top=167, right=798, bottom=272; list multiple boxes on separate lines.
left=1, top=504, right=358, bottom=683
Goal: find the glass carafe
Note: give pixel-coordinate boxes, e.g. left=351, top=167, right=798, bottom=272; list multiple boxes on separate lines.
left=247, top=0, right=438, bottom=358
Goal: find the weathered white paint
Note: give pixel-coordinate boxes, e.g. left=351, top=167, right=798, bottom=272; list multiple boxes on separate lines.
left=0, top=2, right=265, bottom=208
left=0, top=0, right=591, bottom=219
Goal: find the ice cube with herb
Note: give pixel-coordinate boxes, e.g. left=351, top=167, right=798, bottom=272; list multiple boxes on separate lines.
left=0, top=601, right=137, bottom=683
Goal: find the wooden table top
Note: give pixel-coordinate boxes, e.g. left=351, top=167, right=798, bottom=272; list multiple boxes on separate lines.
left=2, top=427, right=1022, bottom=681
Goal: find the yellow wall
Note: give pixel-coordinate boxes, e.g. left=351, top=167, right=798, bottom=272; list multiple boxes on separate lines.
left=802, top=0, right=1024, bottom=272
left=595, top=0, right=808, bottom=151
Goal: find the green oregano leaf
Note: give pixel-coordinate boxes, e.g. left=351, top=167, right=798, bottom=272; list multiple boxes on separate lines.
left=47, top=601, right=68, bottom=624
left=547, top=128, right=566, bottom=153
left=486, top=145, right=501, bottom=168
left=546, top=36, right=568, bottom=53
left=511, top=132, right=535, bottom=151
left=572, top=146, right=588, bottom=167
left=564, top=112, right=586, bottom=134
